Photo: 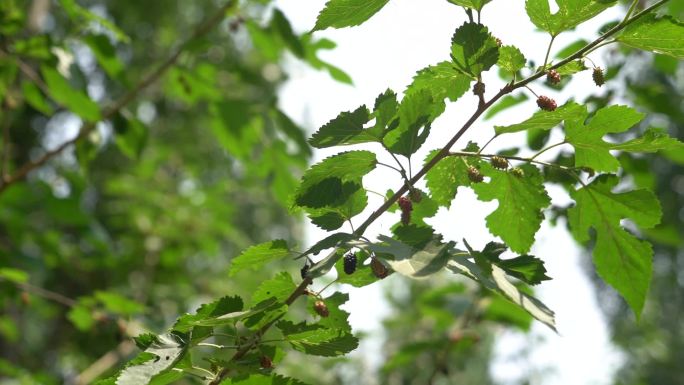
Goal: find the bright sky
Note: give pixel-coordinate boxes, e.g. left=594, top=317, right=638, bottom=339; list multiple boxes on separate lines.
left=275, top=1, right=626, bottom=384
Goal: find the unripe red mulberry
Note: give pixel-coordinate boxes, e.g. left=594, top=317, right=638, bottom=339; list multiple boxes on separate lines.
left=490, top=156, right=509, bottom=170
left=260, top=355, right=273, bottom=369
left=313, top=300, right=329, bottom=317
left=343, top=253, right=357, bottom=275
left=370, top=258, right=390, bottom=279
left=408, top=187, right=422, bottom=203
left=592, top=67, right=605, bottom=87
left=536, top=95, right=557, bottom=111
left=546, top=69, right=561, bottom=85
left=467, top=166, right=484, bottom=183
left=473, top=81, right=485, bottom=97
left=510, top=167, right=525, bottom=178
left=398, top=196, right=413, bottom=225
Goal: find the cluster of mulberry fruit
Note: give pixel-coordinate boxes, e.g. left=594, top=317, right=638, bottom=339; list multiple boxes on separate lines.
left=398, top=196, right=413, bottom=225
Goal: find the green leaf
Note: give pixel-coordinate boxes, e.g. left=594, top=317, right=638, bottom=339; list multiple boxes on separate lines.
left=610, top=127, right=684, bottom=153
left=446, top=0, right=491, bottom=11
left=82, top=34, right=125, bottom=81
left=59, top=0, right=130, bottom=43
left=305, top=185, right=368, bottom=231
left=67, top=304, right=95, bottom=331
left=0, top=268, right=28, bottom=284
left=294, top=150, right=377, bottom=208
left=484, top=94, right=528, bottom=120
left=568, top=175, right=661, bottom=317
left=495, top=102, right=586, bottom=135
left=356, top=235, right=454, bottom=278
left=312, top=0, right=390, bottom=31
left=617, top=15, right=684, bottom=59
left=470, top=242, right=551, bottom=285
left=250, top=272, right=296, bottom=305
left=424, top=150, right=472, bottom=208
left=556, top=59, right=588, bottom=75
left=297, top=232, right=357, bottom=260
left=308, top=106, right=374, bottom=148
left=565, top=105, right=645, bottom=172
left=525, top=0, right=617, bottom=36
left=221, top=374, right=309, bottom=385
left=472, top=163, right=551, bottom=253
left=383, top=90, right=433, bottom=157
left=448, top=254, right=556, bottom=330
left=405, top=62, right=472, bottom=111
left=278, top=321, right=358, bottom=356
left=95, top=291, right=144, bottom=316
left=497, top=45, right=526, bottom=74
left=113, top=114, right=147, bottom=159
left=21, top=81, right=53, bottom=115
left=229, top=240, right=290, bottom=277
left=450, top=22, right=500, bottom=78
left=41, top=66, right=101, bottom=122
left=496, top=255, right=551, bottom=285
left=115, top=334, right=186, bottom=385
left=173, top=296, right=244, bottom=333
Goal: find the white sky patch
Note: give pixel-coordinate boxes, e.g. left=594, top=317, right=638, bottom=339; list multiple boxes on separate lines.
left=275, top=1, right=626, bottom=384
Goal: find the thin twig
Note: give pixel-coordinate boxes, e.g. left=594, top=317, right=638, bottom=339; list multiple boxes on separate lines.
left=542, top=35, right=556, bottom=70
left=529, top=141, right=567, bottom=161
left=1, top=113, right=10, bottom=182
left=0, top=1, right=238, bottom=194
left=0, top=276, right=77, bottom=307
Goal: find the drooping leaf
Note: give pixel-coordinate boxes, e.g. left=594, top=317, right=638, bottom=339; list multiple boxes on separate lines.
left=472, top=163, right=551, bottom=254
left=495, top=255, right=551, bottom=285
left=525, top=0, right=617, bottom=36
left=297, top=232, right=357, bottom=260
left=115, top=334, right=186, bottom=385
left=173, top=296, right=244, bottom=333
left=294, top=151, right=377, bottom=208
left=312, top=0, right=390, bottom=31
left=450, top=22, right=500, bottom=78
left=568, top=175, right=661, bottom=317
left=221, top=374, right=309, bottom=385
left=308, top=106, right=374, bottom=148
left=448, top=254, right=556, bottom=330
left=229, top=240, right=290, bottom=277
left=564, top=105, right=645, bottom=172
left=355, top=235, right=454, bottom=279
left=497, top=45, right=526, bottom=74
left=617, top=14, right=684, bottom=59
left=21, top=81, right=53, bottom=115
left=278, top=321, right=358, bottom=356
left=494, top=101, right=586, bottom=135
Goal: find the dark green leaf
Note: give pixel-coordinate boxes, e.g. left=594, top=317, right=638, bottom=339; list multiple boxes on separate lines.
left=308, top=106, right=374, bottom=148
left=383, top=90, right=433, bottom=157
left=173, top=296, right=244, bottom=333
left=525, top=0, right=617, bottom=36
left=450, top=22, right=500, bottom=77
